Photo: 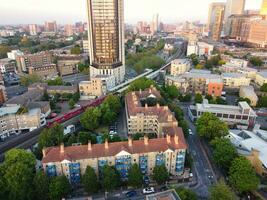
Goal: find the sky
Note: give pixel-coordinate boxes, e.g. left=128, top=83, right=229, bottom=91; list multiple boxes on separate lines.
left=0, top=0, right=263, bottom=25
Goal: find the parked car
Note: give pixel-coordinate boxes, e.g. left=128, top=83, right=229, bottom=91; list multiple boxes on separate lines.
left=126, top=190, right=137, bottom=197
left=143, top=176, right=150, bottom=185
left=143, top=187, right=155, bottom=194
left=189, top=129, right=193, bottom=135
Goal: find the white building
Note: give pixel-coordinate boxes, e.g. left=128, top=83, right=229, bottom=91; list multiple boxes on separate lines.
left=238, top=67, right=258, bottom=79
left=222, top=72, right=251, bottom=88
left=170, top=59, right=191, bottom=76
left=255, top=71, right=267, bottom=86
left=87, top=0, right=125, bottom=84
left=187, top=42, right=214, bottom=57
left=239, top=86, right=258, bottom=107
left=7, top=50, right=24, bottom=60
left=188, top=100, right=257, bottom=128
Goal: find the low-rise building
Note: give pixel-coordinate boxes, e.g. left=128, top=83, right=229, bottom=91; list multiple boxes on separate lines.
left=166, top=70, right=223, bottom=96
left=125, top=86, right=184, bottom=138
left=146, top=189, right=181, bottom=200
left=227, top=128, right=267, bottom=176
left=255, top=71, right=267, bottom=86
left=42, top=134, right=187, bottom=184
left=0, top=105, right=45, bottom=140
left=222, top=72, right=251, bottom=88
left=186, top=41, right=214, bottom=57
left=0, top=58, right=16, bottom=74
left=239, top=86, right=258, bottom=106
left=28, top=64, right=58, bottom=79
left=47, top=85, right=78, bottom=95
left=237, top=67, right=258, bottom=79
left=79, top=75, right=115, bottom=100
left=189, top=100, right=257, bottom=128
left=0, top=85, right=7, bottom=105
left=57, top=55, right=82, bottom=76
left=170, top=59, right=191, bottom=76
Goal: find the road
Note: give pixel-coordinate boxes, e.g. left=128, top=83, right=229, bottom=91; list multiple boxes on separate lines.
left=62, top=73, right=90, bottom=86
left=5, top=85, right=27, bottom=99
left=179, top=103, right=217, bottom=199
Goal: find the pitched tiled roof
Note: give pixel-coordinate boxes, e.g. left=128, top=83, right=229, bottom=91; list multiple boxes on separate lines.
left=42, top=131, right=187, bottom=164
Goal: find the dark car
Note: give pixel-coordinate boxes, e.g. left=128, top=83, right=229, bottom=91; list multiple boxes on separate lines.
left=126, top=190, right=137, bottom=198
left=160, top=186, right=168, bottom=191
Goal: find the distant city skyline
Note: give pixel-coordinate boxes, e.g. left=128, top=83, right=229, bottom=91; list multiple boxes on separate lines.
left=0, top=0, right=263, bottom=25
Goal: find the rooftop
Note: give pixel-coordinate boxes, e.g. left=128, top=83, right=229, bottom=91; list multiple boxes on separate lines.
left=257, top=71, right=267, bottom=78
left=42, top=135, right=187, bottom=164
left=172, top=59, right=190, bottom=65
left=222, top=72, right=246, bottom=78
left=146, top=189, right=181, bottom=200
left=0, top=105, right=20, bottom=117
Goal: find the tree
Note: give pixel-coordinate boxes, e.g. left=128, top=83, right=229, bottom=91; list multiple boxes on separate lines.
left=195, top=64, right=203, bottom=69
left=68, top=99, right=75, bottom=109
left=216, top=97, right=227, bottom=105
left=211, top=138, right=238, bottom=171
left=70, top=45, right=81, bottom=55
left=229, top=157, right=259, bottom=193
left=0, top=44, right=11, bottom=58
left=196, top=112, right=228, bottom=140
left=238, top=97, right=251, bottom=106
left=250, top=56, right=263, bottom=67
left=0, top=165, right=8, bottom=199
left=179, top=120, right=189, bottom=137
left=164, top=85, right=180, bottom=99
left=47, top=77, right=64, bottom=86
left=20, top=74, right=42, bottom=87
left=210, top=180, right=237, bottom=200
left=218, top=60, right=226, bottom=66
left=189, top=54, right=199, bottom=66
left=128, top=164, right=143, bottom=188
left=33, top=171, right=50, bottom=200
left=82, top=166, right=99, bottom=194
left=195, top=93, right=203, bottom=104
left=128, top=77, right=155, bottom=91
left=257, top=96, right=267, bottom=108
left=78, top=132, right=93, bottom=145
left=260, top=83, right=267, bottom=92
left=132, top=133, right=144, bottom=140
left=152, top=165, right=169, bottom=185
left=80, top=107, right=101, bottom=131
left=67, top=134, right=77, bottom=146
left=103, top=95, right=121, bottom=114
left=102, top=165, right=120, bottom=191
left=49, top=176, right=71, bottom=200
left=175, top=187, right=197, bottom=200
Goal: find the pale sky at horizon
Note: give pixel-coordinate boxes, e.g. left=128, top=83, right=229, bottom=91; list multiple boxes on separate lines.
left=0, top=0, right=263, bottom=25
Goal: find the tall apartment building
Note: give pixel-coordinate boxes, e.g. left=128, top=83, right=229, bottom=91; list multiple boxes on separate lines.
left=260, top=0, right=267, bottom=16
left=16, top=51, right=53, bottom=73
left=125, top=86, right=184, bottom=138
left=223, top=0, right=245, bottom=36
left=229, top=14, right=262, bottom=41
left=0, top=105, right=45, bottom=140
left=207, top=2, right=225, bottom=41
left=42, top=134, right=187, bottom=183
left=29, top=24, right=38, bottom=36
left=166, top=70, right=223, bottom=96
left=44, top=21, right=57, bottom=33
left=248, top=20, right=267, bottom=48
left=87, top=0, right=125, bottom=84
left=151, top=14, right=159, bottom=34
left=64, top=24, right=74, bottom=37
left=170, top=59, right=191, bottom=76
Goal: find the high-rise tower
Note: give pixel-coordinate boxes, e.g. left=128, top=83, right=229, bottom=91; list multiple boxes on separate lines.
left=223, top=0, right=246, bottom=36
left=86, top=0, right=125, bottom=84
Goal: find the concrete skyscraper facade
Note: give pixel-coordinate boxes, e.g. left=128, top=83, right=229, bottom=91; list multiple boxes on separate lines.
left=207, top=2, right=226, bottom=41
left=86, top=0, right=125, bottom=84
left=260, top=0, right=267, bottom=16
left=223, top=0, right=246, bottom=36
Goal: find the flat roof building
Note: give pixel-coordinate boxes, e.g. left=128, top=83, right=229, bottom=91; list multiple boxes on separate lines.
left=146, top=189, right=181, bottom=200
left=222, top=72, right=251, bottom=88
left=255, top=71, right=267, bottom=86
left=170, top=59, right=191, bottom=76
left=239, top=86, right=258, bottom=106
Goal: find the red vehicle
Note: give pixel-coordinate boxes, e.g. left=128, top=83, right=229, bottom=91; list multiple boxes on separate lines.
left=46, top=95, right=107, bottom=128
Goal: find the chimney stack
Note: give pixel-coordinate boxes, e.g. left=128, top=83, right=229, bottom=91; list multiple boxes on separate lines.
left=128, top=137, right=133, bottom=147
left=166, top=134, right=171, bottom=144
left=156, top=103, right=160, bottom=108
left=105, top=139, right=109, bottom=149
left=88, top=140, right=92, bottom=151
left=60, top=143, right=64, bottom=154
left=139, top=89, right=142, bottom=94
left=168, top=114, right=173, bottom=122
left=174, top=134, right=179, bottom=145
left=144, top=135, right=149, bottom=145
left=42, top=148, right=46, bottom=158
left=145, top=103, right=148, bottom=109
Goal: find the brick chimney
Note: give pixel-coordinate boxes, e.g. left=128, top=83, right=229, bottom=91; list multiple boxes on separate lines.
left=164, top=106, right=168, bottom=110
left=145, top=103, right=148, bottom=109
left=42, top=148, right=46, bottom=158
left=60, top=143, right=64, bottom=154
left=139, top=89, right=142, bottom=94
left=174, top=134, right=179, bottom=145
left=105, top=139, right=109, bottom=149
left=166, top=134, right=171, bottom=144
left=168, top=114, right=173, bottom=122
left=156, top=103, right=160, bottom=108
left=128, top=137, right=133, bottom=147
left=88, top=140, right=92, bottom=151
left=144, top=135, right=149, bottom=145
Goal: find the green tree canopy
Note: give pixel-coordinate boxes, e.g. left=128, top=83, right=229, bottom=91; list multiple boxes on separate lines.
left=82, top=166, right=99, bottom=194
left=210, top=180, right=237, bottom=200
left=175, top=187, right=197, bottom=200
left=33, top=171, right=50, bottom=200
left=70, top=45, right=81, bottom=55
left=102, top=165, right=120, bottom=191
left=49, top=176, right=71, bottom=200
left=250, top=56, right=263, bottom=67
left=0, top=44, right=11, bottom=59
left=128, top=164, right=143, bottom=188
left=196, top=112, right=228, bottom=140
left=68, top=99, right=75, bottom=109
left=152, top=165, right=169, bottom=185
left=195, top=93, right=203, bottom=104
left=229, top=157, right=259, bottom=193
left=80, top=107, right=102, bottom=131
left=47, top=77, right=64, bottom=86
left=20, top=74, right=42, bottom=87
left=260, top=83, right=267, bottom=92
left=257, top=96, right=267, bottom=108
left=128, top=77, right=156, bottom=91
left=164, top=85, right=180, bottom=99
left=211, top=138, right=238, bottom=171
